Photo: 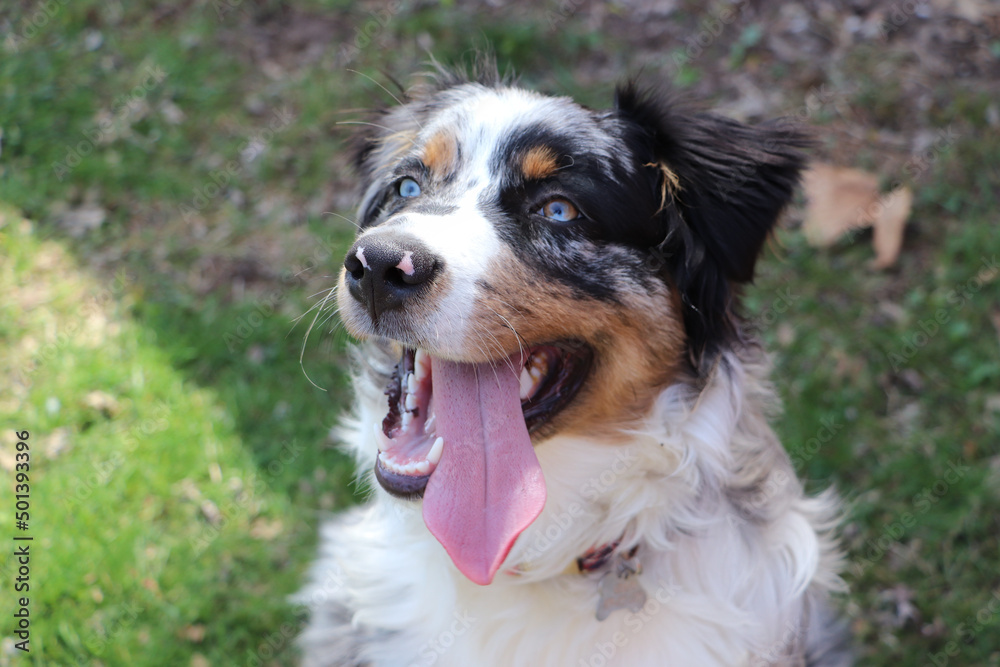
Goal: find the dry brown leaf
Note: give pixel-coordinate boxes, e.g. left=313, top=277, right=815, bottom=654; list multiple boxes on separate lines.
left=931, top=0, right=995, bottom=23
left=801, top=163, right=913, bottom=269
left=801, top=164, right=880, bottom=246
left=871, top=186, right=914, bottom=269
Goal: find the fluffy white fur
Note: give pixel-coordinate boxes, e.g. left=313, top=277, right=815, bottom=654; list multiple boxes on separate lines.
left=298, top=351, right=847, bottom=667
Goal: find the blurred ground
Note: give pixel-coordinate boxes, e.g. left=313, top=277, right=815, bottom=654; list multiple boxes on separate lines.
left=1, top=0, right=999, bottom=664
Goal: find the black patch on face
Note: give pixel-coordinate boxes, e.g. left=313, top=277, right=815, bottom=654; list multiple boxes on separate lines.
left=483, top=123, right=668, bottom=302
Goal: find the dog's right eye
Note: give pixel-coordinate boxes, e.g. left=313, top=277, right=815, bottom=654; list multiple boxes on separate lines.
left=398, top=178, right=421, bottom=198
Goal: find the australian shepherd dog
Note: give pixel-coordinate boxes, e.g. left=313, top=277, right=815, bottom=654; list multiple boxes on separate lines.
left=298, top=63, right=851, bottom=667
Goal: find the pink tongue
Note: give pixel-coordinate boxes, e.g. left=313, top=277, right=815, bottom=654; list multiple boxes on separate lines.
left=423, top=356, right=546, bottom=585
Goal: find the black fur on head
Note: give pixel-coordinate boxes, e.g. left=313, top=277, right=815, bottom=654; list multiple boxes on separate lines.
left=614, top=82, right=811, bottom=369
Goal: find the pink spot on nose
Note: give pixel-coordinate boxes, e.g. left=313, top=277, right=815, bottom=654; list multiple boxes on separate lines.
left=396, top=251, right=415, bottom=276
left=356, top=247, right=369, bottom=270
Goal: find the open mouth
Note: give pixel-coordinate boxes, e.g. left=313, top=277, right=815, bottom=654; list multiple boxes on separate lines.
left=374, top=341, right=594, bottom=499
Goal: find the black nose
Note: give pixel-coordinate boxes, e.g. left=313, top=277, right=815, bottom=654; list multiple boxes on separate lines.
left=344, top=233, right=441, bottom=322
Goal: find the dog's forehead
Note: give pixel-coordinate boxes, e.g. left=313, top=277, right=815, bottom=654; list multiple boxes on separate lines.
left=415, top=85, right=623, bottom=175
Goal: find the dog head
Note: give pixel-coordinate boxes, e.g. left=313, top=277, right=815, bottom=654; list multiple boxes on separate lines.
left=336, top=64, right=808, bottom=584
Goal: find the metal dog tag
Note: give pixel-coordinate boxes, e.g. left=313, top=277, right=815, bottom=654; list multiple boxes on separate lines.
left=595, top=552, right=647, bottom=621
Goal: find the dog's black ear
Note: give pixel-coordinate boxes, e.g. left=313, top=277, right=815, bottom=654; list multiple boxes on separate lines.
left=614, top=82, right=811, bottom=367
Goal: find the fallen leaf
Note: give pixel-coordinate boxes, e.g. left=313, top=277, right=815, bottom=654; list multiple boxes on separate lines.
left=931, top=0, right=995, bottom=23
left=871, top=186, right=913, bottom=269
left=801, top=164, right=879, bottom=246
left=801, top=163, right=913, bottom=268
left=250, top=518, right=283, bottom=540
left=83, top=390, right=119, bottom=416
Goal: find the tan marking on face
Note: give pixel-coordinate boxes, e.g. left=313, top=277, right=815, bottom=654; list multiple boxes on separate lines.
left=522, top=146, right=559, bottom=181
left=422, top=131, right=457, bottom=177
left=469, top=249, right=687, bottom=439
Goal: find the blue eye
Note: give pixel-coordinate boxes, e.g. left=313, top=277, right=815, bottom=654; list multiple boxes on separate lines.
left=538, top=198, right=580, bottom=222
left=398, top=178, right=421, bottom=198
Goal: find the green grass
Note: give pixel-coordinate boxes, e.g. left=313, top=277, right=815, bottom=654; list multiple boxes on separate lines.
left=1, top=0, right=998, bottom=664
left=0, top=207, right=336, bottom=664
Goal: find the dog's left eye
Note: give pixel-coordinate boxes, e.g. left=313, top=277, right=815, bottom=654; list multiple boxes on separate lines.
left=398, top=178, right=422, bottom=198
left=537, top=198, right=580, bottom=223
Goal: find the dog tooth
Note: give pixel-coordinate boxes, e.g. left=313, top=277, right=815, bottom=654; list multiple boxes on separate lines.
left=427, top=436, right=444, bottom=465
left=401, top=410, right=412, bottom=431
left=414, top=349, right=429, bottom=380
left=407, top=372, right=418, bottom=395
left=405, top=392, right=418, bottom=411
left=424, top=414, right=436, bottom=434
left=414, top=460, right=430, bottom=475
left=520, top=367, right=533, bottom=400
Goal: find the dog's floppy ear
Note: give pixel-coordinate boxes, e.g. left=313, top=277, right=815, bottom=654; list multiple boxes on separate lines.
left=615, top=82, right=811, bottom=368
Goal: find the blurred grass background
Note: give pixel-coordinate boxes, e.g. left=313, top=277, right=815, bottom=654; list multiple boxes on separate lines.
left=1, top=0, right=998, bottom=664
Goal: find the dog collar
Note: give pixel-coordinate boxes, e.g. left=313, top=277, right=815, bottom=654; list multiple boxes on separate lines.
left=508, top=539, right=648, bottom=621
left=574, top=539, right=623, bottom=573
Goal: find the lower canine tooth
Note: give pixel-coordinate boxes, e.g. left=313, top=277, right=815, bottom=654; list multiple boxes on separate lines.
left=427, top=436, right=444, bottom=465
